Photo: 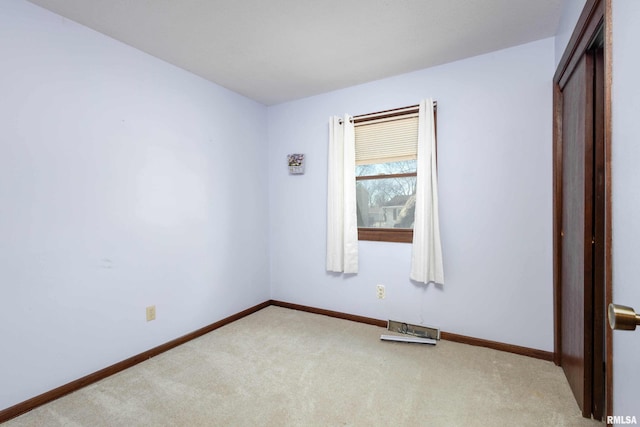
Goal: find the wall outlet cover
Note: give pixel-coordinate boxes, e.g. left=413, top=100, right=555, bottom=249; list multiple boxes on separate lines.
left=146, top=305, right=156, bottom=321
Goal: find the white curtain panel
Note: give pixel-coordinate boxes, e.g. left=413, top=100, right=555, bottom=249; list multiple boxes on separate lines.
left=326, top=115, right=358, bottom=274
left=410, top=99, right=444, bottom=284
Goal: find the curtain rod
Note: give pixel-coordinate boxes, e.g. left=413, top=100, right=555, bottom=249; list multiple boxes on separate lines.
left=339, top=101, right=437, bottom=125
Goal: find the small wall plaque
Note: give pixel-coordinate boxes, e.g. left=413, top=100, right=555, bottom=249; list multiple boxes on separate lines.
left=287, top=153, right=305, bottom=174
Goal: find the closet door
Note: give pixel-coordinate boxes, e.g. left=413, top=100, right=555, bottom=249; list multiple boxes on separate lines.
left=559, top=52, right=594, bottom=417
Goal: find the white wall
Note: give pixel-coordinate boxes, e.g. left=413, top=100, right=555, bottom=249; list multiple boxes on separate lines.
left=554, top=0, right=587, bottom=67
left=268, top=38, right=555, bottom=352
left=0, top=0, right=269, bottom=411
left=611, top=0, right=640, bottom=419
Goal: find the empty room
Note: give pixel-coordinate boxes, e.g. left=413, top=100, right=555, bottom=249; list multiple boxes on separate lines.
left=1, top=0, right=639, bottom=425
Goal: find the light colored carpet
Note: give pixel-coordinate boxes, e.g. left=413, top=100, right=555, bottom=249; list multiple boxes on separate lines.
left=5, top=306, right=602, bottom=426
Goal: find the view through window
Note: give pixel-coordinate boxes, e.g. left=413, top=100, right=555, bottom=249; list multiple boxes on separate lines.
left=354, top=106, right=421, bottom=243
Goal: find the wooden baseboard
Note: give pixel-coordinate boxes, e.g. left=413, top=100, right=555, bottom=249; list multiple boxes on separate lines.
left=269, top=300, right=387, bottom=327
left=440, top=331, right=553, bottom=361
left=270, top=300, right=554, bottom=362
left=0, top=300, right=270, bottom=424
left=1, top=298, right=554, bottom=423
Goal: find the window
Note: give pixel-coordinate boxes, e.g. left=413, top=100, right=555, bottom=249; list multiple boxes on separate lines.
left=354, top=105, right=436, bottom=243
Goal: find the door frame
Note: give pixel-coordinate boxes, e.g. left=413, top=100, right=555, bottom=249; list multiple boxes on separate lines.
left=553, top=0, right=612, bottom=420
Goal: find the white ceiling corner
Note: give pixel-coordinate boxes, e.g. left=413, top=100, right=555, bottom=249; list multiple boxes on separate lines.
left=25, top=0, right=563, bottom=105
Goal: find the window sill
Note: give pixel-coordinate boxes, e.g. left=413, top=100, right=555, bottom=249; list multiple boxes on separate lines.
left=358, top=228, right=413, bottom=243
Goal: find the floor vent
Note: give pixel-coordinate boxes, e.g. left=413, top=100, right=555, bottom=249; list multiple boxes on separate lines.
left=380, top=334, right=436, bottom=345
left=387, top=320, right=440, bottom=340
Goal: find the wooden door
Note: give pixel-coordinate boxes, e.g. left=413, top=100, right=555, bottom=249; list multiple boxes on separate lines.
left=553, top=0, right=610, bottom=420
left=559, top=53, right=594, bottom=418
left=554, top=13, right=607, bottom=418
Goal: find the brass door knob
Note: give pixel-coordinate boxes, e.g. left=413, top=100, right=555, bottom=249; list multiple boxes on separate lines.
left=608, top=303, right=640, bottom=331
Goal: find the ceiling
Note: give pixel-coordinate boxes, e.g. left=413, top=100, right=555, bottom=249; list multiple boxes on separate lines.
left=26, top=0, right=563, bottom=105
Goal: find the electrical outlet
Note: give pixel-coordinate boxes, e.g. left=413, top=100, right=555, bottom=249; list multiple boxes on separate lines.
left=376, top=284, right=385, bottom=299
left=146, top=305, right=156, bottom=321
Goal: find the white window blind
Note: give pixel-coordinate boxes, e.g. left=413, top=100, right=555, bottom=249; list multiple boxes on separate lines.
left=354, top=114, right=418, bottom=165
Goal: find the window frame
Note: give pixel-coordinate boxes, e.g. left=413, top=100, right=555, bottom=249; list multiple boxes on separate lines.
left=354, top=104, right=437, bottom=244
left=356, top=172, right=417, bottom=243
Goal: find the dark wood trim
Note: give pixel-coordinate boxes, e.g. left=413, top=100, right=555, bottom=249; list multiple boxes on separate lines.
left=269, top=300, right=387, bottom=327
left=581, top=51, right=596, bottom=419
left=555, top=0, right=604, bottom=88
left=358, top=228, right=413, bottom=243
left=0, top=300, right=271, bottom=424
left=352, top=103, right=439, bottom=125
left=440, top=332, right=554, bottom=362
left=340, top=104, right=423, bottom=125
left=553, top=82, right=564, bottom=367
left=591, top=43, right=606, bottom=421
left=271, top=300, right=553, bottom=361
